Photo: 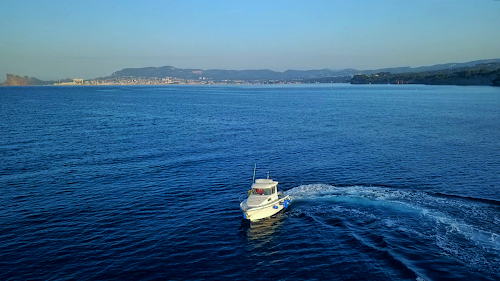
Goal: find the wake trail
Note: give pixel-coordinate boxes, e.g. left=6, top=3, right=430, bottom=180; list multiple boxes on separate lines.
left=285, top=184, right=500, bottom=277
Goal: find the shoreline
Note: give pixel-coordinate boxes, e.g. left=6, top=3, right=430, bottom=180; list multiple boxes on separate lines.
left=1, top=82, right=499, bottom=88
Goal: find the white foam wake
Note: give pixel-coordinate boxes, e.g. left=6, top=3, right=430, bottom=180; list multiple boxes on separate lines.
left=285, top=184, right=500, bottom=276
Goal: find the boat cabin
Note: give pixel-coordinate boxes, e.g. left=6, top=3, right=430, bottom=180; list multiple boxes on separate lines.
left=251, top=186, right=277, bottom=195
left=250, top=179, right=278, bottom=195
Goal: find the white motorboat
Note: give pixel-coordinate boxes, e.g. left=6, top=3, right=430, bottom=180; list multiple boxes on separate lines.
left=240, top=173, right=291, bottom=221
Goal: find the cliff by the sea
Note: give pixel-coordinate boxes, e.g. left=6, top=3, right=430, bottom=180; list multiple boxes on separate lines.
left=1, top=74, right=50, bottom=86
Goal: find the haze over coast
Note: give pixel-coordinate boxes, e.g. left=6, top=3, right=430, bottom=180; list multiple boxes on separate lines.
left=2, top=58, right=500, bottom=87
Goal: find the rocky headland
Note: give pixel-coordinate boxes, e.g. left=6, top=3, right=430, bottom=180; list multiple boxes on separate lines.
left=1, top=74, right=50, bottom=86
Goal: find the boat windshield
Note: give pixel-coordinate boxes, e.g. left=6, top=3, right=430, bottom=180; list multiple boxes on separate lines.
left=251, top=188, right=273, bottom=195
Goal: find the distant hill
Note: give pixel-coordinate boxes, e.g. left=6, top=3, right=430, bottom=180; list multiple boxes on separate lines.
left=3, top=58, right=500, bottom=86
left=352, top=62, right=500, bottom=86
left=0, top=74, right=73, bottom=86
left=1, top=74, right=50, bottom=86
left=109, top=66, right=355, bottom=81
left=361, top=59, right=500, bottom=75
left=107, top=59, right=500, bottom=81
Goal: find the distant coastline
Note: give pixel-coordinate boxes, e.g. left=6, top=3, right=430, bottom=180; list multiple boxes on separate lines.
left=351, top=64, right=500, bottom=87
left=2, top=58, right=500, bottom=87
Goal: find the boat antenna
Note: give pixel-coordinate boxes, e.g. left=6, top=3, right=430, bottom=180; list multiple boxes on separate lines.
left=252, top=164, right=256, bottom=183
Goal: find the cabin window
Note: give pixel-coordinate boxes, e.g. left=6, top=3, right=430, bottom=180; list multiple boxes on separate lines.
left=252, top=188, right=268, bottom=195
left=251, top=187, right=275, bottom=195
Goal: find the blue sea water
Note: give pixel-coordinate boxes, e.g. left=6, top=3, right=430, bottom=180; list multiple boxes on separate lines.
left=1, top=84, right=500, bottom=280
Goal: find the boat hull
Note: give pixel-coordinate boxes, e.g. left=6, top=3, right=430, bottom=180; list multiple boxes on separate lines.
left=241, top=196, right=291, bottom=221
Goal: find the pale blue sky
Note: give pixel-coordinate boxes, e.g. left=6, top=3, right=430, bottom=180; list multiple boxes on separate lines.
left=1, top=0, right=499, bottom=80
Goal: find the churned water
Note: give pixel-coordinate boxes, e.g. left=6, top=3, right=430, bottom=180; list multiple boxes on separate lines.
left=1, top=84, right=500, bottom=280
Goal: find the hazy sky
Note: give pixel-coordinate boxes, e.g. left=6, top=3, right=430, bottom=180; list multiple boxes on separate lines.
left=1, top=0, right=499, bottom=80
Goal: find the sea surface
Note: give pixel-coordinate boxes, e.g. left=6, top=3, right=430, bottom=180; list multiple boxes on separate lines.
left=1, top=84, right=500, bottom=280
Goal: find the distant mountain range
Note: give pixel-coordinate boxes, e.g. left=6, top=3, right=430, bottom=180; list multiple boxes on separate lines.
left=2, top=58, right=500, bottom=86
left=107, top=66, right=356, bottom=81
left=359, top=59, right=500, bottom=75
left=108, top=59, right=500, bottom=81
